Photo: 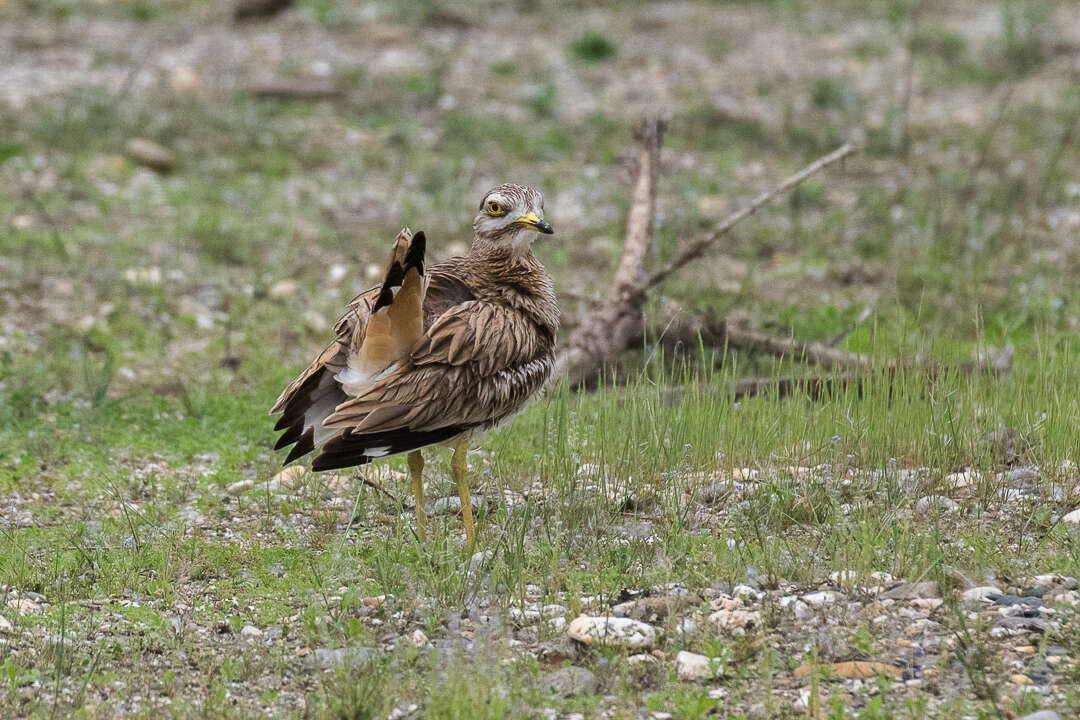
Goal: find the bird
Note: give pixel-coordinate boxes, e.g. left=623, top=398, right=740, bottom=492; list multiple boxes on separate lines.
left=270, top=183, right=558, bottom=548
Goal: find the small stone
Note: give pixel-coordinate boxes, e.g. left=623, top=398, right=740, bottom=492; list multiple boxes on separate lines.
left=542, top=604, right=566, bottom=618
left=11, top=598, right=41, bottom=614
left=675, top=618, right=697, bottom=636
left=542, top=666, right=597, bottom=697
left=432, top=496, right=476, bottom=514
left=1003, top=467, right=1040, bottom=487
left=11, top=214, right=34, bottom=230
left=710, top=596, right=743, bottom=612
left=0, top=616, right=13, bottom=633
left=802, top=591, right=840, bottom=607
left=311, top=646, right=377, bottom=669
left=226, top=479, right=254, bottom=496
left=708, top=608, right=760, bottom=635
left=627, top=653, right=657, bottom=667
left=1032, top=574, right=1077, bottom=590
left=240, top=624, right=262, bottom=639
left=914, top=495, right=960, bottom=518
left=794, top=661, right=902, bottom=679
left=387, top=704, right=420, bottom=720
left=469, top=550, right=494, bottom=574
left=171, top=66, right=200, bottom=94
left=961, top=586, right=1002, bottom=604
left=328, top=264, right=348, bottom=283
left=269, top=465, right=307, bottom=491
left=880, top=581, right=940, bottom=600
left=638, top=595, right=693, bottom=619
left=1062, top=508, right=1080, bottom=525
left=409, top=629, right=429, bottom=648
left=1048, top=590, right=1079, bottom=606
left=1016, top=712, right=1060, bottom=720
left=509, top=607, right=540, bottom=623
left=125, top=138, right=175, bottom=173
left=1009, top=673, right=1033, bottom=685
left=945, top=470, right=981, bottom=489
left=303, top=309, right=329, bottom=333
left=708, top=687, right=728, bottom=700
left=536, top=637, right=578, bottom=664
left=911, top=598, right=943, bottom=611
left=988, top=594, right=1042, bottom=607
left=676, top=650, right=712, bottom=680
left=993, top=616, right=1053, bottom=634
left=566, top=615, right=657, bottom=649
left=268, top=279, right=299, bottom=299
left=731, top=584, right=762, bottom=601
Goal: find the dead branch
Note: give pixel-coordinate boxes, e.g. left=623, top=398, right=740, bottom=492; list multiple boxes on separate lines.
left=247, top=79, right=342, bottom=101
left=234, top=0, right=293, bottom=22
left=635, top=310, right=1013, bottom=379
left=729, top=343, right=1013, bottom=401
left=631, top=313, right=880, bottom=371
left=558, top=117, right=666, bottom=388
left=725, top=324, right=883, bottom=371
left=731, top=374, right=864, bottom=401
left=557, top=131, right=858, bottom=388
left=645, top=142, right=857, bottom=290
left=828, top=305, right=873, bottom=346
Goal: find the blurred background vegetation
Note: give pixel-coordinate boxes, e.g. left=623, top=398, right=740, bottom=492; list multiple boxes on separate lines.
left=1, top=0, right=1078, bottom=411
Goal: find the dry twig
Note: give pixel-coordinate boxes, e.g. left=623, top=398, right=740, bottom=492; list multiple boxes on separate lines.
left=646, top=142, right=857, bottom=290
left=557, top=127, right=857, bottom=387
left=247, top=79, right=342, bottom=101
left=558, top=117, right=666, bottom=388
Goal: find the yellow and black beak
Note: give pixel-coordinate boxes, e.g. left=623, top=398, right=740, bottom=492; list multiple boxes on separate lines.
left=515, top=211, right=554, bottom=235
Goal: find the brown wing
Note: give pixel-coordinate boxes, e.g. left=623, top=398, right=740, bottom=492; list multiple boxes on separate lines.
left=309, top=300, right=554, bottom=471
left=270, top=228, right=427, bottom=463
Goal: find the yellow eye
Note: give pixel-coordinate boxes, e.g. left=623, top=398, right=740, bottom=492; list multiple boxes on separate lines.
left=486, top=200, right=503, bottom=215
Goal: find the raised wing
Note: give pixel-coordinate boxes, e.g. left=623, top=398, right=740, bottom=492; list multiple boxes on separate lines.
left=308, top=300, right=554, bottom=470
left=270, top=228, right=427, bottom=463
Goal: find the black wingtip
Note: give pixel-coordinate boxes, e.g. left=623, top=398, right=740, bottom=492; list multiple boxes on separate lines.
left=312, top=452, right=374, bottom=472
left=274, top=418, right=304, bottom=450
left=372, top=261, right=406, bottom=313
left=404, top=231, right=426, bottom=273
left=283, top=428, right=315, bottom=464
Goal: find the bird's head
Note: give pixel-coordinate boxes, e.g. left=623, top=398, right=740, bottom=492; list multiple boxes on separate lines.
left=472, top=183, right=553, bottom=255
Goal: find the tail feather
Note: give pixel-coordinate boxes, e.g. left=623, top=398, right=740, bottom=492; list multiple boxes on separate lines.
left=310, top=424, right=463, bottom=471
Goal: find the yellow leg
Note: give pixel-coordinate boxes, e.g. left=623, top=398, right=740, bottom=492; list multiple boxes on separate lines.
left=407, top=450, right=426, bottom=540
left=452, top=438, right=475, bottom=549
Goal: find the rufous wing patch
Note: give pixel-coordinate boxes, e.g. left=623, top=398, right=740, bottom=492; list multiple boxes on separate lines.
left=337, top=230, right=427, bottom=395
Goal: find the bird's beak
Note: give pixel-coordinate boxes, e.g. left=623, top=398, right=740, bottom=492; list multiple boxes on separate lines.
left=515, top=211, right=554, bottom=235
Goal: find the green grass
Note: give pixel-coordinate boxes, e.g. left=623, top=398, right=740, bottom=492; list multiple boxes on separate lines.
left=567, top=32, right=618, bottom=65
left=2, top=331, right=1080, bottom=715
left=1, top=0, right=1079, bottom=716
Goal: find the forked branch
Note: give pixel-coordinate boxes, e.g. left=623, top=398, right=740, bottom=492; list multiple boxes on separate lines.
left=557, top=123, right=858, bottom=388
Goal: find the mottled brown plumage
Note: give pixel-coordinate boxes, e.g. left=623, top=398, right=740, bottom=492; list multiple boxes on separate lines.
left=271, top=185, right=557, bottom=545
